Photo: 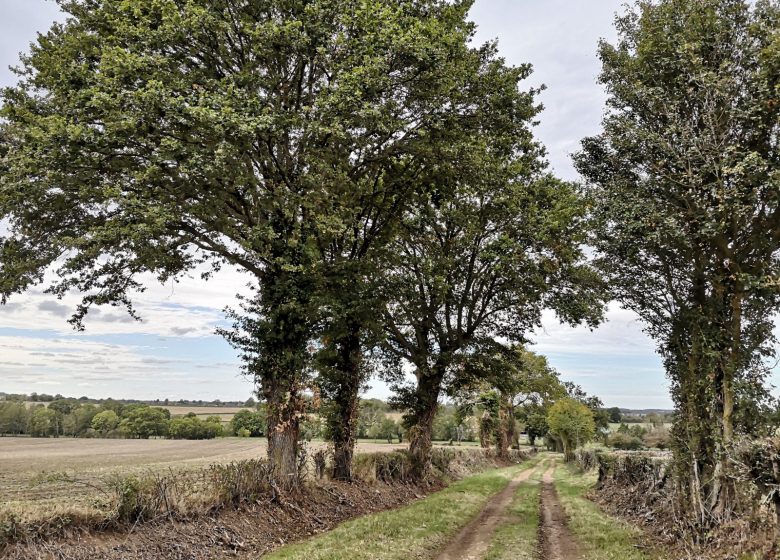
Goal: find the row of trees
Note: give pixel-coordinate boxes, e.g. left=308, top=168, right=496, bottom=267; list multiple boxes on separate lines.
left=2, top=5, right=775, bottom=536
left=0, top=400, right=262, bottom=440
left=0, top=0, right=605, bottom=481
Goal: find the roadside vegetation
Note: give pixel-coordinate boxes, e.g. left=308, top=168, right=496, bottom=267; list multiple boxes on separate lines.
left=266, top=455, right=543, bottom=560
left=553, top=463, right=656, bottom=560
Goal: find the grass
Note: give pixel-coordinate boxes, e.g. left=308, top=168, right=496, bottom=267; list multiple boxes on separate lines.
left=265, top=455, right=544, bottom=560
left=553, top=462, right=660, bottom=560
left=484, top=459, right=545, bottom=560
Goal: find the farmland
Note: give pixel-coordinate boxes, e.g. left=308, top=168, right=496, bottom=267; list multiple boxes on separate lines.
left=0, top=437, right=403, bottom=514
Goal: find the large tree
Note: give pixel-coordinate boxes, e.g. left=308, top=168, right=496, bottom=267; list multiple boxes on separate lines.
left=381, top=113, right=606, bottom=472
left=576, top=0, right=780, bottom=522
left=0, top=0, right=494, bottom=477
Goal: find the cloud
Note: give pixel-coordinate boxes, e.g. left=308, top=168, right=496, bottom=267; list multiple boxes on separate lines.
left=37, top=300, right=70, bottom=317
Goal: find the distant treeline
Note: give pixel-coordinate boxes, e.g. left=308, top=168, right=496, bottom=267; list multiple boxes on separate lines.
left=0, top=391, right=256, bottom=408
left=0, top=399, right=267, bottom=440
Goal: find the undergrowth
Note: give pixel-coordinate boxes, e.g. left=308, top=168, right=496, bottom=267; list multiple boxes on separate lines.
left=0, top=447, right=524, bottom=551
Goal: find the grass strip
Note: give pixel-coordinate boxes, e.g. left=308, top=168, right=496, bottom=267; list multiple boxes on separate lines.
left=553, top=462, right=660, bottom=560
left=265, top=455, right=543, bottom=560
left=484, top=459, right=545, bottom=560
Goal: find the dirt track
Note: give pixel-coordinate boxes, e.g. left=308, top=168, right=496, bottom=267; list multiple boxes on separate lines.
left=435, top=462, right=541, bottom=560
left=538, top=462, right=581, bottom=560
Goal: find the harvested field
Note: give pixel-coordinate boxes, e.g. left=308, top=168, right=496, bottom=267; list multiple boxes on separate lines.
left=0, top=437, right=404, bottom=512
left=1, top=448, right=524, bottom=559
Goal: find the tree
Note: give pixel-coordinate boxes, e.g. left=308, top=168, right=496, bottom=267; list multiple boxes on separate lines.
left=0, top=401, right=28, bottom=435
left=119, top=407, right=169, bottom=439
left=63, top=404, right=98, bottom=437
left=524, top=411, right=549, bottom=447
left=575, top=0, right=780, bottom=522
left=370, top=416, right=399, bottom=444
left=28, top=406, right=58, bottom=438
left=91, top=410, right=120, bottom=435
left=229, top=409, right=265, bottom=437
left=381, top=136, right=605, bottom=473
left=606, top=407, right=622, bottom=424
left=0, top=0, right=502, bottom=480
left=168, top=415, right=221, bottom=439
left=547, top=398, right=596, bottom=461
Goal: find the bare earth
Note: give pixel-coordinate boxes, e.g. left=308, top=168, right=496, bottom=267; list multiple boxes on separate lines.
left=538, top=462, right=581, bottom=560
left=0, top=437, right=403, bottom=508
left=435, top=461, right=541, bottom=560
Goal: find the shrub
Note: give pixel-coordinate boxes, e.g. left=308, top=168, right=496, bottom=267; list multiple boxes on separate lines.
left=229, top=409, right=265, bottom=437
left=168, top=416, right=221, bottom=440
left=642, top=428, right=671, bottom=450
left=353, top=452, right=412, bottom=483
left=210, top=460, right=275, bottom=505
left=608, top=432, right=644, bottom=450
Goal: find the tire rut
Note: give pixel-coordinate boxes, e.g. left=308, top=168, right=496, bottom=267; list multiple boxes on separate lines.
left=434, top=461, right=542, bottom=560
left=538, top=462, right=581, bottom=560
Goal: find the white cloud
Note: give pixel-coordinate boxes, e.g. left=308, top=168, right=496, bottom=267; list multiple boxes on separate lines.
left=531, top=303, right=657, bottom=357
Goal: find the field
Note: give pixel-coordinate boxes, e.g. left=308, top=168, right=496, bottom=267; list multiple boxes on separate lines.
left=0, top=437, right=404, bottom=514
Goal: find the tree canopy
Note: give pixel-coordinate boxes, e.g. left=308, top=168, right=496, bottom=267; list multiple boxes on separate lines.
left=576, top=0, right=780, bottom=522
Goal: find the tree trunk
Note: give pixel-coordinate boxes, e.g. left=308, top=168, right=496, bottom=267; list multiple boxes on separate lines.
left=479, top=411, right=492, bottom=449
left=330, top=325, right=363, bottom=481
left=266, top=401, right=301, bottom=484
left=408, top=364, right=445, bottom=477
left=562, top=434, right=574, bottom=462
left=253, top=271, right=314, bottom=484
left=495, top=397, right=512, bottom=460
left=711, top=288, right=742, bottom=519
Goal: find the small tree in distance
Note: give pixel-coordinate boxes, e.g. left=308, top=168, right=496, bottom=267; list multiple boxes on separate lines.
left=547, top=398, right=596, bottom=462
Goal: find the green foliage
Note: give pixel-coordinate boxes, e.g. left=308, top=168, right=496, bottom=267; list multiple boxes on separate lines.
left=524, top=411, right=549, bottom=446
left=119, top=406, right=169, bottom=439
left=547, top=399, right=596, bottom=461
left=606, top=407, right=622, bottom=423
left=576, top=0, right=780, bottom=520
left=0, top=0, right=531, bottom=479
left=27, top=406, right=58, bottom=438
left=63, top=404, right=98, bottom=437
left=432, top=406, right=474, bottom=443
left=91, top=410, right=120, bottom=435
left=356, top=399, right=390, bottom=439
left=0, top=401, right=28, bottom=435
left=229, top=409, right=266, bottom=437
left=168, top=415, right=222, bottom=440
left=608, top=432, right=644, bottom=451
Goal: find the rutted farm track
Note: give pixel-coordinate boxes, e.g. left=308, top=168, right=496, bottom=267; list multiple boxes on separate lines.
left=538, top=462, right=581, bottom=560
left=434, top=462, right=540, bottom=560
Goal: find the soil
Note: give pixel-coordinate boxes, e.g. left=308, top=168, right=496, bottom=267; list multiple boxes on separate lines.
left=434, top=462, right=540, bottom=560
left=2, top=479, right=439, bottom=560
left=537, top=462, right=581, bottom=560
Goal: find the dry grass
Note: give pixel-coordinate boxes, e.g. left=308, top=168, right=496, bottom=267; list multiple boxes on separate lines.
left=0, top=437, right=406, bottom=515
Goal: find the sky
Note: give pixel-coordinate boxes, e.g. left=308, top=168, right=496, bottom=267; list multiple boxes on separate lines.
left=0, top=0, right=686, bottom=408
